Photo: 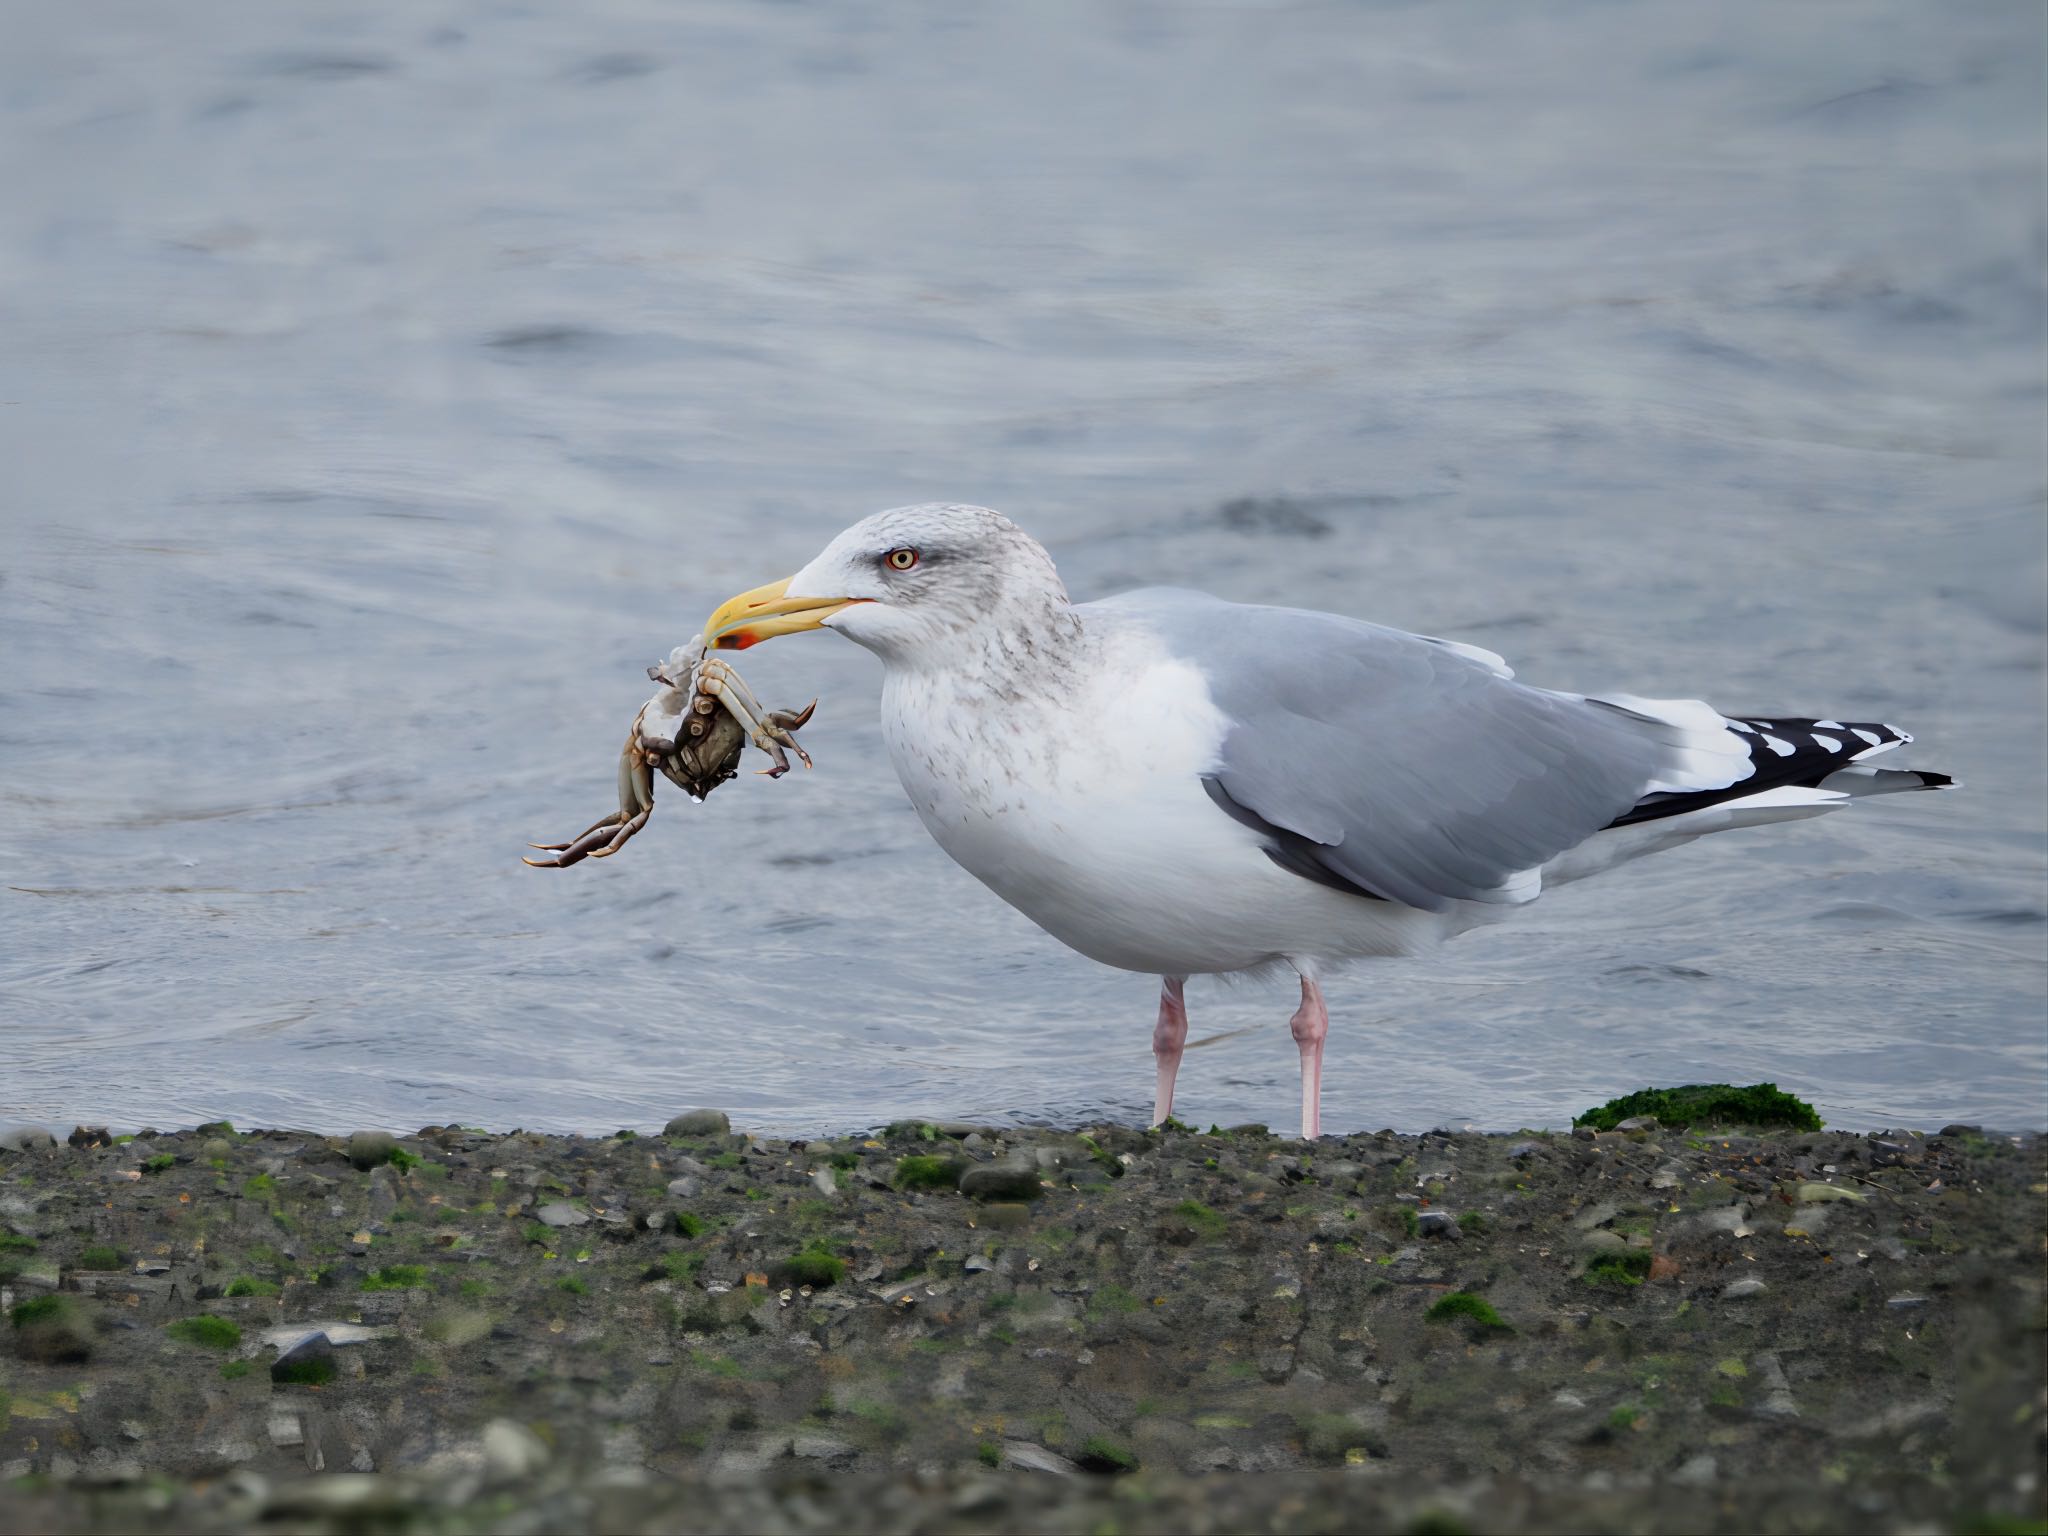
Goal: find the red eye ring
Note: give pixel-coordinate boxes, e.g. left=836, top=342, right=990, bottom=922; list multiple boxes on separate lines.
left=884, top=547, right=919, bottom=571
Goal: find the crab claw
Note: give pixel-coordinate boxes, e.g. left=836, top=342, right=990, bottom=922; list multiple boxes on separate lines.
left=752, top=700, right=818, bottom=778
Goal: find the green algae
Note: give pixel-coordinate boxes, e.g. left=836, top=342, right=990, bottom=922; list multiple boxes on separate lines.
left=10, top=1296, right=65, bottom=1328
left=1584, top=1249, right=1654, bottom=1288
left=77, top=1245, right=121, bottom=1270
left=1077, top=1434, right=1138, bottom=1472
left=360, top=1264, right=430, bottom=1291
left=274, top=1356, right=337, bottom=1386
left=1574, top=1083, right=1821, bottom=1133
left=893, top=1155, right=964, bottom=1191
left=1426, top=1292, right=1510, bottom=1331
left=166, top=1315, right=241, bottom=1349
left=1170, top=1199, right=1227, bottom=1238
left=782, top=1241, right=845, bottom=1288
left=224, top=1277, right=280, bottom=1297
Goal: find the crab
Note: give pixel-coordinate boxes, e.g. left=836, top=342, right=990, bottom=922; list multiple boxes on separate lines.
left=523, top=635, right=815, bottom=868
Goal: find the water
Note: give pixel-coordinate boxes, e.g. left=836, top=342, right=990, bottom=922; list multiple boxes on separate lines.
left=3, top=1, right=2043, bottom=1138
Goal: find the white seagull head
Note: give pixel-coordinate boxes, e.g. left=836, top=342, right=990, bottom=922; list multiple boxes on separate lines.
left=703, top=503, right=1073, bottom=667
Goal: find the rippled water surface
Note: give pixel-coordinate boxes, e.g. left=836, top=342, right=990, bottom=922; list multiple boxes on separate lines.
left=4, top=2, right=2044, bottom=1136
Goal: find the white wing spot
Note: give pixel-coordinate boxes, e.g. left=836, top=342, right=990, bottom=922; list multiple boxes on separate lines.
left=1811, top=733, right=1843, bottom=752
left=1814, top=719, right=1843, bottom=730
left=1727, top=720, right=1756, bottom=735
left=1851, top=728, right=1881, bottom=747
left=1762, top=735, right=1795, bottom=756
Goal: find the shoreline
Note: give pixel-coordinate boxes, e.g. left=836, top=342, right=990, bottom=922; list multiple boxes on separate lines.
left=3, top=1115, right=2042, bottom=1533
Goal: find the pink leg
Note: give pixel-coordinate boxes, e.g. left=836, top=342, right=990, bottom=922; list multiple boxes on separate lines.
left=1151, top=977, right=1188, bottom=1126
left=1290, top=974, right=1329, bottom=1140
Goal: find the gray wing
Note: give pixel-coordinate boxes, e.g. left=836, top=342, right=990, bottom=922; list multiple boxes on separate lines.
left=1089, top=588, right=1707, bottom=913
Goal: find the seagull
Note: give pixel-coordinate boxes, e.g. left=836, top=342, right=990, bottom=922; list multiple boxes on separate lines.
left=702, top=504, right=1954, bottom=1139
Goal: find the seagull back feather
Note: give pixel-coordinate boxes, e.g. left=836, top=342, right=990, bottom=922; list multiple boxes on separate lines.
left=1090, top=588, right=1752, bottom=914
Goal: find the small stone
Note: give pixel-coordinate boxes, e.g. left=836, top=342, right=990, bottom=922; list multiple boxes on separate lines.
left=1571, top=1124, right=1597, bottom=1141
left=962, top=1255, right=997, bottom=1275
left=1001, top=1441, right=1080, bottom=1474
left=1885, top=1294, right=1930, bottom=1311
left=1698, top=1206, right=1753, bottom=1237
left=1721, top=1277, right=1768, bottom=1299
left=346, top=1131, right=396, bottom=1171
left=1573, top=1201, right=1621, bottom=1230
left=1672, top=1452, right=1719, bottom=1487
left=1753, top=1351, right=1799, bottom=1418
left=1936, top=1123, right=1981, bottom=1139
left=1614, top=1116, right=1659, bottom=1133
left=1648, top=1254, right=1681, bottom=1282
left=663, top=1110, right=730, bottom=1138
left=481, top=1419, right=550, bottom=1484
left=1506, top=1141, right=1539, bottom=1161
left=810, top=1168, right=837, bottom=1197
left=790, top=1434, right=855, bottom=1461
left=268, top=1410, right=304, bottom=1449
left=0, top=1126, right=56, bottom=1152
left=1797, top=1183, right=1866, bottom=1204
left=1650, top=1164, right=1685, bottom=1190
left=271, top=1331, right=335, bottom=1382
left=535, top=1202, right=589, bottom=1228
left=1580, top=1229, right=1628, bottom=1253
left=1415, top=1211, right=1461, bottom=1240
left=201, top=1137, right=234, bottom=1162
left=959, top=1163, right=1044, bottom=1201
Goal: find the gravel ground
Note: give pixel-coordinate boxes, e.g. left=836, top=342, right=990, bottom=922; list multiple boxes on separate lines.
left=0, top=1115, right=2041, bottom=1534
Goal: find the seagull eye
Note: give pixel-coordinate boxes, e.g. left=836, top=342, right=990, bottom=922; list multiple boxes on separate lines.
left=884, top=547, right=919, bottom=571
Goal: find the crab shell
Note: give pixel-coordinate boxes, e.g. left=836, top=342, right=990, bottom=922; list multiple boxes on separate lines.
left=658, top=689, right=751, bottom=800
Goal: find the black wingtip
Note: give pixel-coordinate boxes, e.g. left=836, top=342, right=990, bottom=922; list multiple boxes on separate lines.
left=1915, top=772, right=1958, bottom=790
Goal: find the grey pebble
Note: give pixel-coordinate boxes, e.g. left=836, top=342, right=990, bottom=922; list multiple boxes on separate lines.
left=1885, top=1294, right=1930, bottom=1311
left=534, top=1202, right=590, bottom=1228
left=1, top=1126, right=57, bottom=1152
left=960, top=1163, right=1044, bottom=1201
left=346, top=1131, right=396, bottom=1171
left=1001, top=1441, right=1080, bottom=1475
left=1721, top=1277, right=1769, bottom=1299
left=271, top=1332, right=334, bottom=1383
left=1415, top=1210, right=1461, bottom=1240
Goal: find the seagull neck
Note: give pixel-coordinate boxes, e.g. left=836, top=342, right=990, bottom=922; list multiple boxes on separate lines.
left=898, top=602, right=1087, bottom=689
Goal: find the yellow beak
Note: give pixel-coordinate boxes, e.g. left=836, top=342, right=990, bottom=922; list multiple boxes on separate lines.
left=703, top=577, right=864, bottom=650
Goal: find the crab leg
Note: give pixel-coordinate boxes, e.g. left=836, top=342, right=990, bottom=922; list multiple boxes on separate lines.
left=697, top=660, right=814, bottom=777
left=522, top=733, right=658, bottom=867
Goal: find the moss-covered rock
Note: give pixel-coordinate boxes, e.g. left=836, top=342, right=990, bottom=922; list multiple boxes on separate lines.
left=1573, top=1083, right=1822, bottom=1133
left=10, top=1295, right=93, bottom=1363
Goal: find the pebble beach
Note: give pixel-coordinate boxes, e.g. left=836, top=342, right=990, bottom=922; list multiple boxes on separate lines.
left=1, top=1112, right=2041, bottom=1533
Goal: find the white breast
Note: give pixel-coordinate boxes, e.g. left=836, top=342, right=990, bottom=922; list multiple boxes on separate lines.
left=878, top=625, right=1452, bottom=975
